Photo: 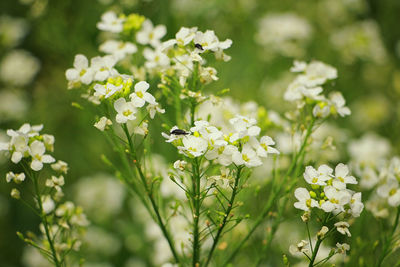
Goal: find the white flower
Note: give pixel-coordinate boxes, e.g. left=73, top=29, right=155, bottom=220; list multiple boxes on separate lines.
left=320, top=186, right=351, bottom=213
left=293, top=187, right=318, bottom=211
left=147, top=103, right=165, bottom=119
left=65, top=54, right=93, bottom=86
left=173, top=160, right=187, bottom=171
left=134, top=122, right=149, bottom=136
left=143, top=48, right=170, bottom=70
left=208, top=167, right=232, bottom=189
left=290, top=60, right=307, bottom=72
left=377, top=178, right=400, bottom=207
left=179, top=135, right=208, bottom=157
left=332, top=163, right=357, bottom=190
left=349, top=192, right=364, bottom=217
left=91, top=55, right=118, bottom=82
left=136, top=19, right=166, bottom=47
left=334, top=221, right=351, bottom=237
left=114, top=98, right=137, bottom=124
left=97, top=11, right=124, bottom=33
left=194, top=30, right=220, bottom=51
left=289, top=240, right=309, bottom=255
left=29, top=140, right=55, bottom=171
left=51, top=160, right=69, bottom=174
left=129, top=81, right=156, bottom=107
left=254, top=136, right=279, bottom=157
left=94, top=83, right=122, bottom=99
left=303, top=165, right=332, bottom=186
left=329, top=92, right=351, bottom=117
left=297, top=61, right=337, bottom=87
left=45, top=175, right=65, bottom=192
left=176, top=27, right=197, bottom=46
left=0, top=50, right=40, bottom=86
left=41, top=195, right=55, bottom=214
left=336, top=243, right=350, bottom=254
left=94, top=116, right=113, bottom=131
left=232, top=144, right=262, bottom=167
left=11, top=188, right=20, bottom=199
left=99, top=40, right=137, bottom=60
left=6, top=171, right=25, bottom=183
left=199, top=67, right=218, bottom=84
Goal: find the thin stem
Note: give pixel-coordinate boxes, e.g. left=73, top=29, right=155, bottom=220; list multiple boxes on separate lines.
left=122, top=124, right=180, bottom=264
left=192, top=158, right=201, bottom=267
left=204, top=166, right=243, bottom=267
left=32, top=172, right=61, bottom=267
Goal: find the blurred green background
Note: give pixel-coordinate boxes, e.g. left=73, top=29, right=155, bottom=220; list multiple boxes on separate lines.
left=1, top=0, right=400, bottom=266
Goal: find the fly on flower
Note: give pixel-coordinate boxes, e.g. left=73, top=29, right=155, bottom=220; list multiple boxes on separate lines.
left=195, top=43, right=204, bottom=51
left=170, top=129, right=189, bottom=135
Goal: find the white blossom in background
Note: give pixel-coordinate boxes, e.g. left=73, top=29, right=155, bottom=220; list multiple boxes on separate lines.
left=0, top=15, right=28, bottom=48
left=136, top=19, right=167, bottom=47
left=97, top=11, right=125, bottom=33
left=0, top=50, right=40, bottom=86
left=0, top=90, right=28, bottom=122
left=99, top=40, right=138, bottom=60
left=255, top=13, right=312, bottom=57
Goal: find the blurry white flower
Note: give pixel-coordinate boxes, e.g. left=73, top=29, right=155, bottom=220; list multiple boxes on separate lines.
left=289, top=240, right=309, bottom=255
left=349, top=192, right=364, bottom=217
left=0, top=15, right=28, bottom=48
left=329, top=92, right=351, bottom=117
left=336, top=243, right=350, bottom=254
left=143, top=47, right=170, bottom=70
left=0, top=50, right=40, bottom=86
left=232, top=144, right=262, bottom=167
left=6, top=171, right=25, bottom=184
left=97, top=11, right=124, bottom=33
left=147, top=103, right=165, bottom=119
left=334, top=221, right=351, bottom=237
left=11, top=188, right=20, bottom=199
left=91, top=55, right=118, bottom=81
left=0, top=90, right=28, bottom=122
left=41, top=195, right=55, bottom=214
left=51, top=160, right=69, bottom=174
left=377, top=178, right=400, bottom=207
left=94, top=116, right=113, bottom=131
left=94, top=83, right=122, bottom=98
left=256, top=13, right=312, bottom=57
left=99, top=40, right=137, bottom=60
left=136, top=19, right=166, bottom=47
left=176, top=26, right=197, bottom=46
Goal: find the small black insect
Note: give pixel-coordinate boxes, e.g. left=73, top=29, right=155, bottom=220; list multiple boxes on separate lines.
left=194, top=43, right=204, bottom=51
left=170, top=129, right=189, bottom=135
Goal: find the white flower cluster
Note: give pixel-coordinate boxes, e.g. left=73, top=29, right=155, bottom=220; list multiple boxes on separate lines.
left=294, top=163, right=364, bottom=217
left=163, top=115, right=278, bottom=168
left=284, top=60, right=351, bottom=118
left=0, top=123, right=55, bottom=171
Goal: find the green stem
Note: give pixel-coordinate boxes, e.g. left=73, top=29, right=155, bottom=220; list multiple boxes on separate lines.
left=122, top=124, right=180, bottom=264
left=192, top=158, right=201, bottom=267
left=205, top=166, right=243, bottom=267
left=308, top=238, right=322, bottom=267
left=222, top=119, right=315, bottom=266
left=376, top=206, right=400, bottom=267
left=32, top=172, right=61, bottom=267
